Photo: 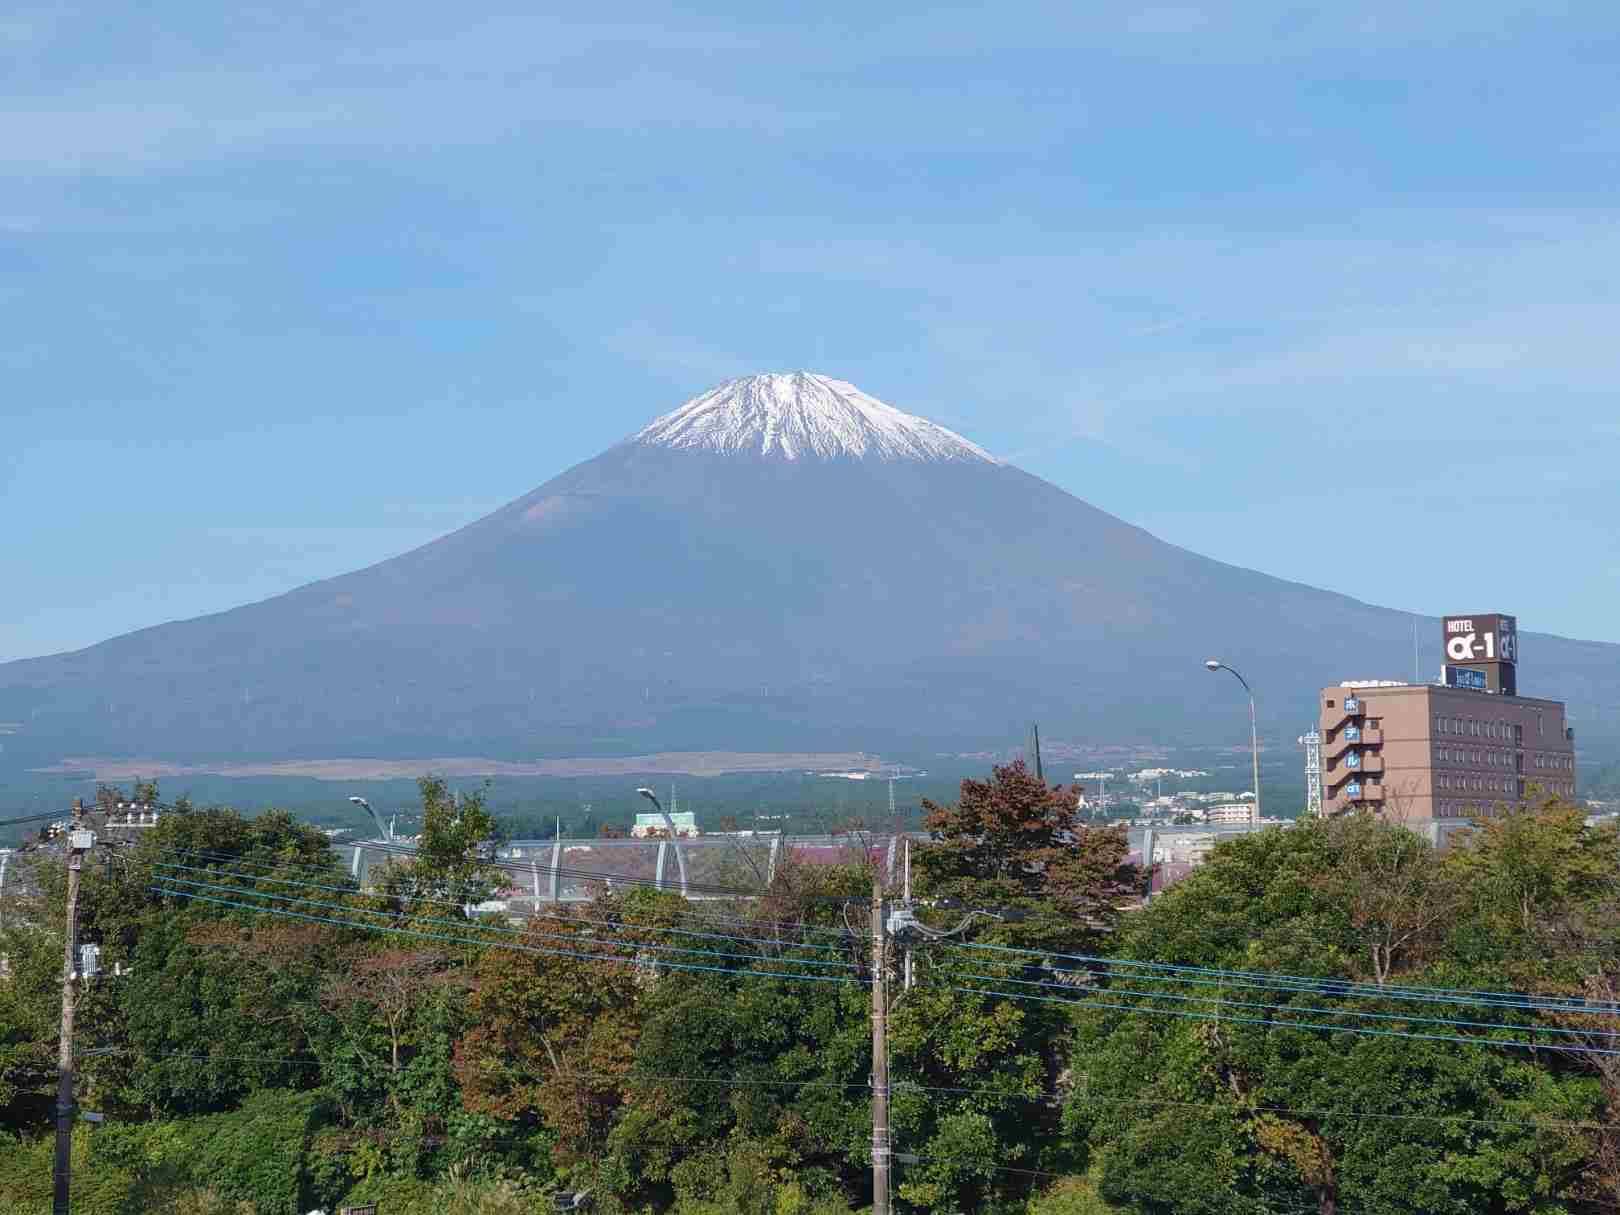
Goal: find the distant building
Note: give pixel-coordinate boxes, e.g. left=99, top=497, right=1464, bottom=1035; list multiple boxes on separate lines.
left=1205, top=802, right=1257, bottom=826
left=1320, top=616, right=1575, bottom=824
left=631, top=811, right=698, bottom=838
left=1130, top=768, right=1207, bottom=783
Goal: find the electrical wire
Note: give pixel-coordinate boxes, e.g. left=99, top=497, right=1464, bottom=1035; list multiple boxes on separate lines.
left=149, top=856, right=852, bottom=958
left=146, top=845, right=1617, bottom=1024
left=152, top=886, right=864, bottom=991
left=163, top=842, right=867, bottom=941
left=149, top=847, right=1616, bottom=1030
left=50, top=1053, right=1614, bottom=1133
left=930, top=938, right=1619, bottom=1018
left=241, top=846, right=1620, bottom=1023
left=924, top=963, right=1620, bottom=1041
left=0, top=810, right=71, bottom=828
left=932, top=935, right=1618, bottom=1016
left=956, top=951, right=1620, bottom=1021
left=357, top=837, right=760, bottom=900
left=154, top=878, right=1617, bottom=1058
left=151, top=873, right=857, bottom=972
left=153, top=844, right=865, bottom=949
left=166, top=839, right=760, bottom=901
left=171, top=865, right=1617, bottom=1047
left=922, top=980, right=1620, bottom=1057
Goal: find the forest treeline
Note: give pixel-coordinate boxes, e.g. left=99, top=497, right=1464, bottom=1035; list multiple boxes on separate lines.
left=1, top=764, right=1617, bottom=1215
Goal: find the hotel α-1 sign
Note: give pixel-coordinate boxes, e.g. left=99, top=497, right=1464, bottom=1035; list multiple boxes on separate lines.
left=1441, top=614, right=1518, bottom=694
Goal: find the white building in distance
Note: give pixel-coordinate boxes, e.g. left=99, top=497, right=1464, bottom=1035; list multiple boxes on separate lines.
left=632, top=811, right=699, bottom=838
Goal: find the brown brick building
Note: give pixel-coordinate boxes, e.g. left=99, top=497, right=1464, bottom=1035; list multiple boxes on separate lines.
left=1319, top=681, right=1576, bottom=822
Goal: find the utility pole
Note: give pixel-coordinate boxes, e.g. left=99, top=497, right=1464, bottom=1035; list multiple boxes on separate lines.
left=871, top=877, right=891, bottom=1215
left=54, top=806, right=92, bottom=1215
left=902, top=839, right=913, bottom=992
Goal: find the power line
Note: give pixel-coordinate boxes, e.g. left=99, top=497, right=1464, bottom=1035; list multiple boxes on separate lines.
left=154, top=880, right=1615, bottom=1059
left=141, top=836, right=1620, bottom=1034
left=930, top=964, right=1619, bottom=1041
left=933, top=939, right=1613, bottom=1017
left=355, top=837, right=760, bottom=900
left=923, top=980, right=1620, bottom=1057
left=150, top=849, right=1617, bottom=1033
left=0, top=810, right=71, bottom=829
left=152, top=886, right=864, bottom=991
left=151, top=873, right=857, bottom=972
left=149, top=857, right=852, bottom=958
left=165, top=839, right=759, bottom=901
left=55, top=1054, right=1606, bottom=1134
left=156, top=843, right=873, bottom=944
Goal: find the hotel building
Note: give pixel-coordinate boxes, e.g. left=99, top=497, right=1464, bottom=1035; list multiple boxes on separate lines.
left=1320, top=683, right=1576, bottom=820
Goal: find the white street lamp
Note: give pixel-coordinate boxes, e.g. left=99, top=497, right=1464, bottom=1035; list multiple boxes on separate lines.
left=1206, top=660, right=1262, bottom=820
left=348, top=795, right=392, bottom=842
left=637, top=787, right=689, bottom=895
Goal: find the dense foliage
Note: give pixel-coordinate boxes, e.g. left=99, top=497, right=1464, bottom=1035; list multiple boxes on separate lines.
left=0, top=768, right=1616, bottom=1215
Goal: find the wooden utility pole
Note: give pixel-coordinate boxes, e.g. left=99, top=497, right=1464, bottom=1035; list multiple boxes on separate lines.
left=902, top=839, right=913, bottom=992
left=871, top=877, right=890, bottom=1215
left=54, top=814, right=90, bottom=1215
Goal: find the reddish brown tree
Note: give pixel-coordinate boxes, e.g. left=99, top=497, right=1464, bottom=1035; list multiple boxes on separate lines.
left=453, top=911, right=641, bottom=1164
left=915, top=759, right=1133, bottom=941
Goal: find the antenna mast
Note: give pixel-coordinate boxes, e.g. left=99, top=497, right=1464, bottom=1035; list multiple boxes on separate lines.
left=1299, top=729, right=1323, bottom=818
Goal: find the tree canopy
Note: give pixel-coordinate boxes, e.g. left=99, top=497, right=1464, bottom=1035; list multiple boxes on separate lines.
left=1, top=777, right=1616, bottom=1215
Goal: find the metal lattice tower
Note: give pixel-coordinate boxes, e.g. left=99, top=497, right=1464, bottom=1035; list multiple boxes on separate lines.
left=1298, top=729, right=1323, bottom=817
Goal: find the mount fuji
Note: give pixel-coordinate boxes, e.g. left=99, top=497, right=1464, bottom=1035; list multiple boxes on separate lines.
left=3, top=372, right=1616, bottom=761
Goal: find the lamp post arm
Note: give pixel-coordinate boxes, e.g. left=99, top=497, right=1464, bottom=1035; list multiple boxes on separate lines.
left=638, top=791, right=689, bottom=895
left=1210, top=664, right=1261, bottom=819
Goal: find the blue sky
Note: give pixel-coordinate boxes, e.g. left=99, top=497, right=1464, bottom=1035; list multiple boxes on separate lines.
left=4, top=1, right=1619, bottom=662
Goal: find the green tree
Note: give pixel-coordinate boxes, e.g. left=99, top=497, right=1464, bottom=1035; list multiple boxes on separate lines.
left=376, top=777, right=503, bottom=922
left=1064, top=812, right=1606, bottom=1215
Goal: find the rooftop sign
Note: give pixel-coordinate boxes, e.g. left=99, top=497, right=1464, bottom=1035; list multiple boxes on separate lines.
left=1441, top=614, right=1517, bottom=695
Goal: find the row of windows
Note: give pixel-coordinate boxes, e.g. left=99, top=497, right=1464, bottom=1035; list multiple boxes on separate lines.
left=1435, top=781, right=1574, bottom=811
left=1438, top=799, right=1515, bottom=819
left=1437, top=746, right=1515, bottom=768
left=1438, top=774, right=1516, bottom=794
left=1435, top=715, right=1530, bottom=740
left=1534, top=753, right=1573, bottom=771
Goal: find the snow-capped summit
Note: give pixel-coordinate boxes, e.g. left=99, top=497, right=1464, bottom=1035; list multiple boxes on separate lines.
left=631, top=372, right=998, bottom=463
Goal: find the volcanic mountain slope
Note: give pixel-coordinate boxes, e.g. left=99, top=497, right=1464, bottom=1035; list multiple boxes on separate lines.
left=3, top=372, right=1615, bottom=760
